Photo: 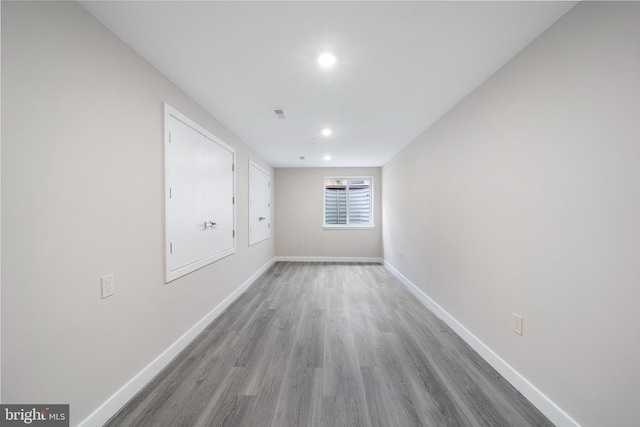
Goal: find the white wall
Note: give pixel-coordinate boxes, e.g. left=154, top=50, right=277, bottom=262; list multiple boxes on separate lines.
left=0, top=0, right=3, bottom=403
left=382, top=2, right=640, bottom=426
left=275, top=167, right=382, bottom=259
left=1, top=1, right=274, bottom=424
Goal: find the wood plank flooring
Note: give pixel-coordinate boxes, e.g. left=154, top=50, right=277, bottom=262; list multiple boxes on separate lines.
left=105, top=262, right=552, bottom=427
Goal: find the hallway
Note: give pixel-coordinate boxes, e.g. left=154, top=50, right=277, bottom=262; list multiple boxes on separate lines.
left=106, top=262, right=551, bottom=426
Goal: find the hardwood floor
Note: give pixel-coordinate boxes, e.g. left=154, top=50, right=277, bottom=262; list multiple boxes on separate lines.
left=105, top=262, right=552, bottom=427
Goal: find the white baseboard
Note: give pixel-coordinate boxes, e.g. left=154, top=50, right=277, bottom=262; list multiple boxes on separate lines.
left=384, top=260, right=580, bottom=427
left=275, top=256, right=383, bottom=263
left=78, top=258, right=276, bottom=427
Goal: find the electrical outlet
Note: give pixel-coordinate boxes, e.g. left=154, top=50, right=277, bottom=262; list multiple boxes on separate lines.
left=101, top=274, right=115, bottom=299
left=512, top=313, right=523, bottom=336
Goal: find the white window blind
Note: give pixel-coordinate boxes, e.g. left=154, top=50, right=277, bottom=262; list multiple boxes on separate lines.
left=324, top=178, right=373, bottom=227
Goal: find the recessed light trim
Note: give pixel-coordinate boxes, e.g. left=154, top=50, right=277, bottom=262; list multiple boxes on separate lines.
left=318, top=52, right=337, bottom=68
left=321, top=128, right=332, bottom=137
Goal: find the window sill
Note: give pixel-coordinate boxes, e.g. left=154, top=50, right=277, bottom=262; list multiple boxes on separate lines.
left=323, top=225, right=374, bottom=230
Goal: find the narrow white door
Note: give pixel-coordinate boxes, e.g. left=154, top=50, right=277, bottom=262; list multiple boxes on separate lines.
left=249, top=161, right=271, bottom=245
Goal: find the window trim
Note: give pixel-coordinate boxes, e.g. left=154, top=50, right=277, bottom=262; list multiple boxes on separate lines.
left=323, top=176, right=374, bottom=229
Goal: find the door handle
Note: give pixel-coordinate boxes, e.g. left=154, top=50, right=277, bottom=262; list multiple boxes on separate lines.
left=204, top=221, right=218, bottom=229
left=258, top=217, right=266, bottom=221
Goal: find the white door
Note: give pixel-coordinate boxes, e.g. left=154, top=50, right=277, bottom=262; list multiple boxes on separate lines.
left=249, top=161, right=271, bottom=245
left=165, top=104, right=236, bottom=282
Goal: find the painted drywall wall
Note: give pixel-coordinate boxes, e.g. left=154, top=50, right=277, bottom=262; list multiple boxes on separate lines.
left=382, top=2, right=640, bottom=426
left=0, top=0, right=3, bottom=403
left=275, top=167, right=382, bottom=259
left=1, top=1, right=274, bottom=424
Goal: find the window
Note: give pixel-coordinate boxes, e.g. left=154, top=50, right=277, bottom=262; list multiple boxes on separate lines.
left=324, top=177, right=373, bottom=228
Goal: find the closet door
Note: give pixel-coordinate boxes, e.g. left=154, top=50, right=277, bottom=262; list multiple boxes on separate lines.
left=249, top=160, right=271, bottom=246
left=164, top=104, right=236, bottom=282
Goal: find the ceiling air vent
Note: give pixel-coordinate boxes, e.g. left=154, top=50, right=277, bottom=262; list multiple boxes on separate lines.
left=273, top=108, right=287, bottom=119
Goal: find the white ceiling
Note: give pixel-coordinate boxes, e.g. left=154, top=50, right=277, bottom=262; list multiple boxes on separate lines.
left=80, top=1, right=577, bottom=168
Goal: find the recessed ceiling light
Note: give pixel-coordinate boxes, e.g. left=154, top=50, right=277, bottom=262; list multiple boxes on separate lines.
left=321, top=128, right=332, bottom=137
left=318, top=52, right=336, bottom=68
left=324, top=155, right=331, bottom=161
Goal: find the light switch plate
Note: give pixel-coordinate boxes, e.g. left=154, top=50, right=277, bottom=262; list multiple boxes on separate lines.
left=101, top=274, right=115, bottom=299
left=512, top=313, right=523, bottom=335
